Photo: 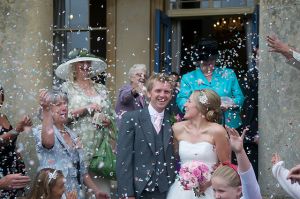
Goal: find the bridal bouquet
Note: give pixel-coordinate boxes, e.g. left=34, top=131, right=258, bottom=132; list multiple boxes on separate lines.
left=178, top=160, right=210, bottom=197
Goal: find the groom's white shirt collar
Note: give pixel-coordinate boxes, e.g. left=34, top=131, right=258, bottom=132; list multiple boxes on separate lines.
left=148, top=104, right=164, bottom=125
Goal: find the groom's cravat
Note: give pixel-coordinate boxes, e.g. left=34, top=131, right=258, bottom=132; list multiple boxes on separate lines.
left=148, top=104, right=164, bottom=134
left=153, top=114, right=163, bottom=134
left=138, top=95, right=145, bottom=108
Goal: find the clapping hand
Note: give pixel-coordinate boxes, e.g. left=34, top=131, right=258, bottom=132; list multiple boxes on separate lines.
left=15, top=115, right=32, bottom=133
left=39, top=89, right=52, bottom=110
left=220, top=97, right=236, bottom=111
left=132, top=82, right=144, bottom=95
left=266, top=35, right=290, bottom=54
left=225, top=126, right=248, bottom=154
left=92, top=113, right=111, bottom=128
left=66, top=191, right=78, bottom=199
left=0, top=173, right=30, bottom=190
left=101, top=117, right=111, bottom=127
left=88, top=103, right=102, bottom=114
left=271, top=153, right=281, bottom=165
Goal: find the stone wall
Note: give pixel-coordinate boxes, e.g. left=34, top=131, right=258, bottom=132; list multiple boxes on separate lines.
left=115, top=0, right=151, bottom=98
left=0, top=0, right=53, bottom=178
left=259, top=0, right=300, bottom=198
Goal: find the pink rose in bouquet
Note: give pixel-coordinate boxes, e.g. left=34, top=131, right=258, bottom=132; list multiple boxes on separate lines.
left=178, top=160, right=210, bottom=197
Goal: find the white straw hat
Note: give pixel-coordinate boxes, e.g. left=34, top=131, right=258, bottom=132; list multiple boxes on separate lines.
left=55, top=48, right=107, bottom=80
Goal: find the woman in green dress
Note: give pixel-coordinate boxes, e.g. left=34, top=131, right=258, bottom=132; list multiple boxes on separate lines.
left=55, top=48, right=116, bottom=196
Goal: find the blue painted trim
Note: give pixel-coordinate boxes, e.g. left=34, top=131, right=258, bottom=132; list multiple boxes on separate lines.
left=154, top=9, right=172, bottom=73
left=155, top=9, right=161, bottom=73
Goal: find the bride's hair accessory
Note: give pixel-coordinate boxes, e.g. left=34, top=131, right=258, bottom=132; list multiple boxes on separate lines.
left=198, top=91, right=208, bottom=105
left=48, top=170, right=58, bottom=184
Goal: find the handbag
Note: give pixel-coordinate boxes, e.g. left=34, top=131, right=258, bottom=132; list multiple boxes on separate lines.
left=89, top=119, right=117, bottom=180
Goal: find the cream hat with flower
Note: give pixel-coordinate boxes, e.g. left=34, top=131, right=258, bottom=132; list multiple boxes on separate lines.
left=55, top=48, right=107, bottom=80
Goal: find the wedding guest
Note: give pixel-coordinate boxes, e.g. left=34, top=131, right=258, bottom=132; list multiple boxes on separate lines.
left=167, top=89, right=231, bottom=199
left=211, top=128, right=262, bottom=199
left=26, top=168, right=77, bottom=199
left=55, top=48, right=116, bottom=194
left=0, top=85, right=32, bottom=198
left=271, top=153, right=300, bottom=199
left=166, top=72, right=183, bottom=120
left=177, top=37, right=245, bottom=129
left=169, top=72, right=180, bottom=88
left=266, top=35, right=300, bottom=70
left=34, top=89, right=108, bottom=199
left=115, top=64, right=147, bottom=128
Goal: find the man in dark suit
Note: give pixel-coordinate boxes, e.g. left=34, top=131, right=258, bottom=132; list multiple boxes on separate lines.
left=117, top=73, right=176, bottom=199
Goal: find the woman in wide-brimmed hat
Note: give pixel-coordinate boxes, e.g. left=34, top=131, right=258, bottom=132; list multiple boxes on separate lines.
left=55, top=48, right=117, bottom=196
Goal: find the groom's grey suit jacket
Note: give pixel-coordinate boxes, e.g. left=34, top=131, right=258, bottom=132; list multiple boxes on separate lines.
left=116, top=107, right=176, bottom=198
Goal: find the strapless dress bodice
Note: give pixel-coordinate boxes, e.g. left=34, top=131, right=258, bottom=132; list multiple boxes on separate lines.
left=179, top=140, right=218, bottom=170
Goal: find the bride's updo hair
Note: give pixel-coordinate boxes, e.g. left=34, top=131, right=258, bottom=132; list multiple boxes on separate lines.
left=192, top=89, right=221, bottom=123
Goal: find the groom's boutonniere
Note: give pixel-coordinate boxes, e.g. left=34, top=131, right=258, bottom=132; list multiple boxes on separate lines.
left=169, top=113, right=182, bottom=125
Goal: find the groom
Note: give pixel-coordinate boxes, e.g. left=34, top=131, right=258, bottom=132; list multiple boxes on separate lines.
left=117, top=73, right=176, bottom=199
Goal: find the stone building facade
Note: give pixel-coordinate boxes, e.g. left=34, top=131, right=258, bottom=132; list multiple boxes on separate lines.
left=0, top=0, right=299, bottom=197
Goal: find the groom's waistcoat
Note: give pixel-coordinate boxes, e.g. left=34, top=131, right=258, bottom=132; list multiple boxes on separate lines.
left=144, top=125, right=169, bottom=193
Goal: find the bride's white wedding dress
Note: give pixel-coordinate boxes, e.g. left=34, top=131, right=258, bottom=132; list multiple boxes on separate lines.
left=167, top=140, right=218, bottom=199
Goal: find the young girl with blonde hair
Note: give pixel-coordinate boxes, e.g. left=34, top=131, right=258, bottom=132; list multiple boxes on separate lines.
left=211, top=128, right=262, bottom=199
left=27, top=168, right=77, bottom=199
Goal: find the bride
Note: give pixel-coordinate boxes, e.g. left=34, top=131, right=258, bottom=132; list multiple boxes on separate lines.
left=167, top=89, right=231, bottom=199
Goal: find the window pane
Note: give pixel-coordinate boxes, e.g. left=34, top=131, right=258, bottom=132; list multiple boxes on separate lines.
left=67, top=31, right=90, bottom=52
left=213, top=0, right=221, bottom=8
left=90, top=0, right=106, bottom=28
left=53, top=0, right=66, bottom=28
left=53, top=31, right=68, bottom=65
left=65, top=0, right=89, bottom=28
left=221, top=0, right=246, bottom=7
left=247, top=0, right=254, bottom=6
left=90, top=30, right=106, bottom=59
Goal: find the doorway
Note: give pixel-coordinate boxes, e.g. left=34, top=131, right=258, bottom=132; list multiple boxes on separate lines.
left=178, top=15, right=249, bottom=78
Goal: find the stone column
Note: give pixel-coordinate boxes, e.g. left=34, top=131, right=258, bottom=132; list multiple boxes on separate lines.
left=259, top=0, right=300, bottom=198
left=0, top=0, right=53, bottom=178
left=115, top=0, right=151, bottom=94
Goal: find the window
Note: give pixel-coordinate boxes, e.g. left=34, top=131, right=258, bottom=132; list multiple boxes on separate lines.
left=53, top=0, right=107, bottom=83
